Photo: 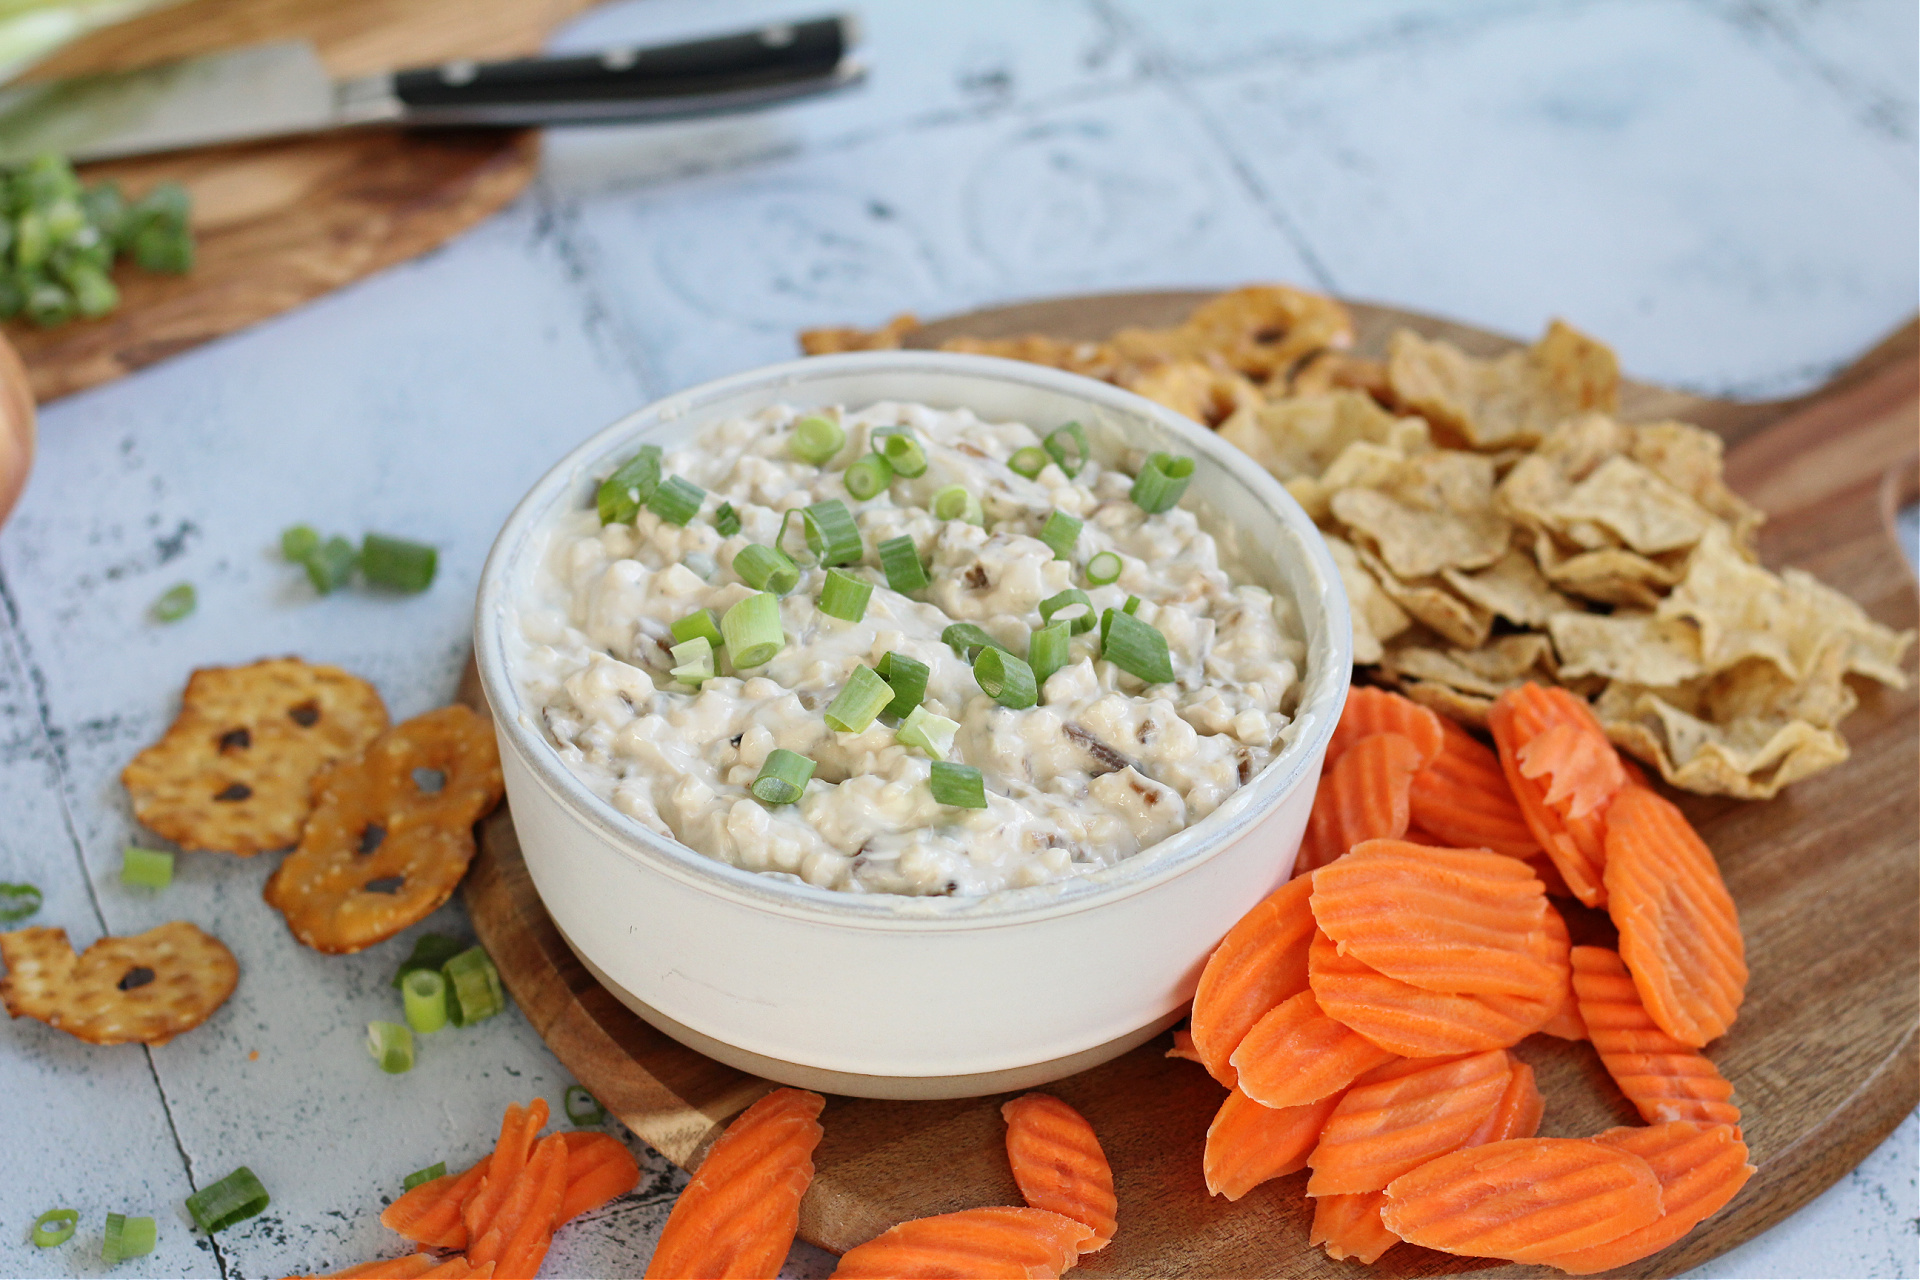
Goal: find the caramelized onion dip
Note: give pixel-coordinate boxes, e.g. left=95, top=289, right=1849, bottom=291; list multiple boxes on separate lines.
left=509, top=401, right=1307, bottom=897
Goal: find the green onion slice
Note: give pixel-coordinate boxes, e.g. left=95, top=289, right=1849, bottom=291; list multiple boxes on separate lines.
left=366, top=1020, right=415, bottom=1074
left=875, top=427, right=929, bottom=477
left=930, top=485, right=984, bottom=526
left=843, top=452, right=892, bottom=501
left=1038, top=510, right=1082, bottom=560
left=1043, top=422, right=1090, bottom=478
left=1007, top=446, right=1048, bottom=480
left=1098, top=595, right=1144, bottom=648
left=817, top=568, right=873, bottom=623
left=877, top=534, right=928, bottom=594
left=392, top=933, right=463, bottom=987
left=647, top=476, right=705, bottom=526
left=751, top=749, right=816, bottom=804
left=597, top=445, right=663, bottom=524
left=896, top=706, right=959, bottom=758
left=670, top=609, right=723, bottom=648
left=670, top=637, right=715, bottom=686
left=930, top=761, right=987, bottom=809
left=824, top=665, right=893, bottom=733
left=733, top=544, right=799, bottom=595
left=941, top=623, right=1004, bottom=661
left=803, top=499, right=863, bottom=566
left=565, top=1084, right=606, bottom=1126
left=186, top=1166, right=270, bottom=1234
left=279, top=524, right=319, bottom=562
left=1124, top=594, right=1142, bottom=614
left=443, top=946, right=506, bottom=1027
left=303, top=536, right=358, bottom=595
left=714, top=501, right=742, bottom=537
left=120, top=847, right=173, bottom=890
left=1131, top=451, right=1196, bottom=513
left=722, top=592, right=784, bottom=669
left=973, top=646, right=1037, bottom=710
left=1039, top=588, right=1095, bottom=634
left=402, top=968, right=448, bottom=1035
left=1028, top=620, right=1072, bottom=690
left=874, top=651, right=928, bottom=718
left=360, top=534, right=438, bottom=593
left=102, top=1213, right=155, bottom=1263
left=32, top=1208, right=77, bottom=1248
left=402, top=1163, right=447, bottom=1192
left=150, top=582, right=195, bottom=623
left=0, top=882, right=42, bottom=923
left=1085, top=550, right=1123, bottom=586
left=790, top=414, right=845, bottom=465
left=1101, top=608, right=1175, bottom=684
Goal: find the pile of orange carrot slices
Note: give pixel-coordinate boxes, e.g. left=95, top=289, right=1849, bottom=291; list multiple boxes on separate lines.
left=1182, top=683, right=1754, bottom=1272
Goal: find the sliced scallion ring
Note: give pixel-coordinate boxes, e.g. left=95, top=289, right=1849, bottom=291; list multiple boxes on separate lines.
left=790, top=414, right=845, bottom=465
left=1038, top=510, right=1082, bottom=560
left=752, top=748, right=816, bottom=804
left=303, top=536, right=358, bottom=595
left=366, top=1020, right=415, bottom=1074
left=733, top=543, right=799, bottom=595
left=102, top=1213, right=155, bottom=1263
left=824, top=665, right=893, bottom=733
left=0, top=881, right=41, bottom=923
left=722, top=592, right=784, bottom=669
left=646, top=475, right=706, bottom=526
left=803, top=499, right=863, bottom=566
left=817, top=568, right=873, bottom=623
left=596, top=445, right=662, bottom=524
left=1100, top=608, right=1175, bottom=684
left=360, top=534, right=438, bottom=592
left=670, top=637, right=715, bottom=686
left=443, top=946, right=506, bottom=1026
left=1043, top=422, right=1090, bottom=477
left=402, top=968, right=448, bottom=1034
left=402, top=1163, right=447, bottom=1192
left=896, top=706, right=958, bottom=758
left=929, top=760, right=987, bottom=809
left=876, top=428, right=928, bottom=477
left=713, top=501, right=741, bottom=537
left=32, top=1208, right=77, bottom=1248
left=280, top=524, right=319, bottom=562
left=1027, top=620, right=1072, bottom=690
left=150, top=582, right=196, bottom=623
left=1007, top=446, right=1048, bottom=480
left=670, top=609, right=723, bottom=649
left=565, top=1084, right=606, bottom=1127
left=185, top=1166, right=270, bottom=1233
left=877, top=534, right=928, bottom=594
left=1130, top=451, right=1195, bottom=513
left=973, top=646, right=1037, bottom=710
left=1085, top=550, right=1123, bottom=586
left=1038, top=588, right=1095, bottom=634
left=119, top=847, right=173, bottom=890
left=941, top=623, right=1003, bottom=661
left=875, top=651, right=929, bottom=718
left=843, top=452, right=892, bottom=501
left=930, top=485, right=984, bottom=526
left=1124, top=594, right=1142, bottom=614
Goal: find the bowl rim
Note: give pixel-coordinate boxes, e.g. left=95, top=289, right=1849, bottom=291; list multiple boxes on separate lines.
left=475, top=350, right=1353, bottom=931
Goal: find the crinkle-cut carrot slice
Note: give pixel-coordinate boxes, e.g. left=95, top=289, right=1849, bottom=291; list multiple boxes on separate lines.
left=646, top=1087, right=826, bottom=1280
left=467, top=1131, right=568, bottom=1278
left=1228, top=989, right=1396, bottom=1109
left=1535, top=1123, right=1755, bottom=1274
left=1308, top=930, right=1554, bottom=1058
left=1310, top=840, right=1554, bottom=997
left=1165, top=1027, right=1202, bottom=1064
left=1203, top=1086, right=1345, bottom=1201
left=1310, top=1192, right=1401, bottom=1265
left=1489, top=684, right=1627, bottom=908
left=1532, top=904, right=1586, bottom=1041
left=1466, top=1059, right=1545, bottom=1147
left=1571, top=946, right=1741, bottom=1126
left=1190, top=875, right=1316, bottom=1088
left=1001, top=1094, right=1118, bottom=1251
left=555, top=1131, right=641, bottom=1228
left=1523, top=848, right=1576, bottom=900
left=830, top=1207, right=1096, bottom=1279
left=1602, top=787, right=1748, bottom=1047
left=323, top=1257, right=439, bottom=1278
left=421, top=1262, right=494, bottom=1280
left=1294, top=733, right=1427, bottom=876
left=1306, top=1050, right=1512, bottom=1195
left=1410, top=719, right=1541, bottom=858
left=461, top=1099, right=551, bottom=1252
left=1380, top=1137, right=1664, bottom=1264
left=382, top=1160, right=487, bottom=1250
left=1327, top=687, right=1446, bottom=771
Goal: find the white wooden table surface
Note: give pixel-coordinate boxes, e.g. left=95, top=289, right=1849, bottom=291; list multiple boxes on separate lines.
left=0, top=2, right=1914, bottom=1277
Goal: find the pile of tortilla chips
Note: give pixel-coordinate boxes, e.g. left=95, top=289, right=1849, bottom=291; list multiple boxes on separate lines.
left=799, top=289, right=1913, bottom=799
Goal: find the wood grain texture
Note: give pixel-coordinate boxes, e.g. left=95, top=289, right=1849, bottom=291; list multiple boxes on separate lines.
left=460, top=294, right=1919, bottom=1278
left=2, top=0, right=598, bottom=403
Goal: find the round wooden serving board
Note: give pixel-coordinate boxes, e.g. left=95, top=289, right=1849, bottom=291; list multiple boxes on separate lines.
left=458, top=293, right=1919, bottom=1278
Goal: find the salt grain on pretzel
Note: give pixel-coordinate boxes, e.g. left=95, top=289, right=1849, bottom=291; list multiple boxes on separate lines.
left=0, top=920, right=238, bottom=1045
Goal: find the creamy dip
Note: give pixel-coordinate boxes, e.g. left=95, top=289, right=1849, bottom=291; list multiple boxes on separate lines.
left=512, top=401, right=1306, bottom=897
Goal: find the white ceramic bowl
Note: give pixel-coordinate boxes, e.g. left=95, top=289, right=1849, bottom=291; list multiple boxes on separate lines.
left=475, top=351, right=1352, bottom=1099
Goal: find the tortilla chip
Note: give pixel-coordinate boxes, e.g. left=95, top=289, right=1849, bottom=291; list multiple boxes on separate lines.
left=1287, top=442, right=1414, bottom=522
left=1218, top=390, right=1429, bottom=484
left=1442, top=547, right=1574, bottom=627
left=1396, top=679, right=1496, bottom=728
left=1331, top=451, right=1509, bottom=579
left=1381, top=633, right=1559, bottom=698
left=1356, top=546, right=1493, bottom=650
left=1548, top=455, right=1717, bottom=555
left=1629, top=421, right=1764, bottom=550
left=1595, top=681, right=1851, bottom=800
left=1288, top=350, right=1390, bottom=401
left=1385, top=320, right=1619, bottom=449
left=1549, top=610, right=1705, bottom=685
left=1533, top=537, right=1682, bottom=609
left=1779, top=569, right=1914, bottom=688
left=1326, top=535, right=1411, bottom=665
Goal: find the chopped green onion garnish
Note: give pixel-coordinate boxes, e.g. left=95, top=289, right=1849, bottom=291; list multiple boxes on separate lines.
left=280, top=524, right=319, bottom=562
left=185, top=1166, right=269, bottom=1234
left=360, top=534, right=438, bottom=593
left=824, top=665, right=893, bottom=733
left=803, top=499, right=863, bottom=566
left=941, top=622, right=1004, bottom=661
left=443, top=945, right=506, bottom=1027
left=1099, top=595, right=1144, bottom=648
left=790, top=414, right=845, bottom=465
left=597, top=445, right=663, bottom=525
left=402, top=969, right=448, bottom=1035
left=1028, top=620, right=1072, bottom=690
left=722, top=592, right=784, bottom=669
left=647, top=476, right=705, bottom=526
left=714, top=502, right=742, bottom=537
left=402, top=1163, right=446, bottom=1192
left=392, top=933, right=463, bottom=987
left=366, top=1019, right=414, bottom=1074
left=1125, top=594, right=1142, bottom=614
left=734, top=543, right=799, bottom=595
left=973, top=646, right=1038, bottom=710
left=120, top=847, right=173, bottom=890
left=1131, top=451, right=1196, bottom=513
left=1008, top=446, right=1049, bottom=479
left=565, top=1084, right=606, bottom=1127
left=303, top=536, right=358, bottom=594
left=1085, top=550, right=1123, bottom=586
left=32, top=1208, right=77, bottom=1248
left=896, top=706, right=959, bottom=758
left=150, top=582, right=195, bottom=623
left=930, top=761, right=987, bottom=809
left=752, top=748, right=816, bottom=804
left=1038, top=511, right=1082, bottom=560
left=931, top=484, right=984, bottom=526
left=1101, top=608, right=1175, bottom=684
left=876, top=428, right=928, bottom=477
left=877, top=534, right=928, bottom=594
left=102, top=1213, right=155, bottom=1263
left=1039, top=588, right=1095, bottom=634
left=875, top=651, right=929, bottom=718
left=818, top=568, right=873, bottom=622
left=0, top=881, right=42, bottom=923
left=1043, top=422, right=1090, bottom=478
left=844, top=452, right=892, bottom=501
left=670, top=637, right=715, bottom=686
left=671, top=609, right=723, bottom=648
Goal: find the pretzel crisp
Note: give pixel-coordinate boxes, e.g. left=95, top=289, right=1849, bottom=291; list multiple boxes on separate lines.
left=0, top=921, right=238, bottom=1045
left=122, top=658, right=390, bottom=855
left=264, top=705, right=504, bottom=954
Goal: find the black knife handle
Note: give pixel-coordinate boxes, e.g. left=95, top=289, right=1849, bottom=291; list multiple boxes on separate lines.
left=390, top=15, right=854, bottom=125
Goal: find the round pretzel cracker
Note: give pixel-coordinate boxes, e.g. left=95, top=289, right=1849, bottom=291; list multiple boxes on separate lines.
left=0, top=921, right=238, bottom=1045
left=264, top=704, right=503, bottom=954
left=122, top=657, right=390, bottom=855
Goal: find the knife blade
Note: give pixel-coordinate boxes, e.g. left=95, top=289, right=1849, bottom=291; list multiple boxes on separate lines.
left=0, top=14, right=862, bottom=165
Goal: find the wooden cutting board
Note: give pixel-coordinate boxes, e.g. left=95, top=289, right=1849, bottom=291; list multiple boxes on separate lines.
left=1, top=0, right=599, bottom=403
left=458, top=294, right=1920, bottom=1278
